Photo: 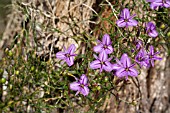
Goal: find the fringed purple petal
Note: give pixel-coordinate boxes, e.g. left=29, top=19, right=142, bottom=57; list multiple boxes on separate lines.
left=152, top=56, right=162, bottom=60
left=90, top=60, right=101, bottom=69
left=70, top=82, right=80, bottom=91
left=99, top=51, right=108, bottom=61
left=103, top=61, right=113, bottom=72
left=120, top=53, right=131, bottom=67
left=129, top=14, right=136, bottom=19
left=116, top=19, right=126, bottom=27
left=150, top=60, right=155, bottom=67
left=149, top=46, right=154, bottom=55
left=67, top=44, right=76, bottom=54
left=150, top=2, right=162, bottom=9
left=93, top=54, right=98, bottom=59
left=128, top=68, right=138, bottom=77
left=75, top=91, right=80, bottom=96
left=112, top=64, right=122, bottom=70
left=127, top=19, right=138, bottom=27
left=116, top=68, right=127, bottom=78
left=80, top=86, right=89, bottom=96
left=148, top=30, right=158, bottom=38
left=164, top=1, right=170, bottom=8
left=65, top=56, right=74, bottom=66
left=79, top=74, right=88, bottom=85
left=100, top=67, right=104, bottom=73
left=102, top=34, right=111, bottom=45
left=120, top=8, right=130, bottom=19
left=105, top=45, right=113, bottom=54
left=56, top=52, right=66, bottom=59
left=93, top=44, right=103, bottom=53
left=146, top=0, right=157, bottom=2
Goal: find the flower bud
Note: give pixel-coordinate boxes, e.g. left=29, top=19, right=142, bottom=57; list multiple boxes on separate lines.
left=7, top=101, right=13, bottom=105
left=104, top=77, right=109, bottom=82
left=132, top=101, right=137, bottom=106
left=5, top=48, right=9, bottom=54
left=97, top=86, right=101, bottom=90
left=0, top=69, right=3, bottom=75
left=167, top=32, right=170, bottom=37
left=164, top=8, right=168, bottom=12
left=31, top=66, right=35, bottom=71
left=9, top=84, right=13, bottom=90
left=8, top=50, right=13, bottom=57
left=1, top=78, right=6, bottom=84
left=160, top=24, right=165, bottom=29
left=15, top=70, right=19, bottom=75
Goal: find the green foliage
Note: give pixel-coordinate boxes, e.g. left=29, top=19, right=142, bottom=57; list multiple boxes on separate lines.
left=0, top=0, right=170, bottom=112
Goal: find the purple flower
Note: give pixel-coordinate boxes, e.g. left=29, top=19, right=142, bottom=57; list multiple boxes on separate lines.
left=135, top=48, right=150, bottom=67
left=131, top=49, right=135, bottom=53
left=70, top=74, right=89, bottom=96
left=147, top=45, right=162, bottom=67
left=93, top=34, right=113, bottom=54
left=112, top=53, right=138, bottom=80
left=134, top=38, right=143, bottom=50
left=90, top=52, right=113, bottom=72
left=146, top=22, right=158, bottom=38
left=116, top=8, right=138, bottom=28
left=146, top=0, right=170, bottom=9
left=56, top=44, right=77, bottom=66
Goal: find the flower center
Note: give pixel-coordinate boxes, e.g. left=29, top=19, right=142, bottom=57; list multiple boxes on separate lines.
left=147, top=29, right=151, bottom=34
left=124, top=19, right=129, bottom=22
left=80, top=84, right=84, bottom=88
left=103, top=45, right=108, bottom=49
left=138, top=57, right=144, bottom=61
left=66, top=53, right=70, bottom=57
left=101, top=61, right=105, bottom=65
left=149, top=55, right=153, bottom=59
left=125, top=68, right=129, bottom=71
left=137, top=57, right=141, bottom=61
